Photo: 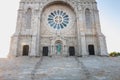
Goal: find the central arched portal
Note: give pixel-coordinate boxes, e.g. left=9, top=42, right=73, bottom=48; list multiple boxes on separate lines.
left=55, top=40, right=62, bottom=55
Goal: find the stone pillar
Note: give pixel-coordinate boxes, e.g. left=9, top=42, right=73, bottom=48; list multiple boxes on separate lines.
left=63, top=45, right=68, bottom=56
left=50, top=38, right=54, bottom=56
left=53, top=45, right=56, bottom=55
left=78, top=8, right=88, bottom=56
left=37, top=9, right=42, bottom=57
left=30, top=10, right=39, bottom=56
left=50, top=45, right=54, bottom=56
left=76, top=12, right=81, bottom=56
left=79, top=6, right=88, bottom=56
left=81, top=34, right=87, bottom=56
left=30, top=35, right=37, bottom=56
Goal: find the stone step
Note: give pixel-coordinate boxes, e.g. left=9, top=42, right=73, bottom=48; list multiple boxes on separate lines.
left=29, top=57, right=88, bottom=80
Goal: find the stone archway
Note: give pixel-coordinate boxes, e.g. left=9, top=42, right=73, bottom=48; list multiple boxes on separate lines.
left=55, top=40, right=62, bottom=55
left=50, top=36, right=67, bottom=56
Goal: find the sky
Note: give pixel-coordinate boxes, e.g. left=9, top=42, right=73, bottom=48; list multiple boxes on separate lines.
left=0, top=0, right=120, bottom=58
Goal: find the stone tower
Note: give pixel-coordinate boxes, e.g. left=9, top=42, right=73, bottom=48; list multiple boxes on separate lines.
left=9, top=0, right=108, bottom=57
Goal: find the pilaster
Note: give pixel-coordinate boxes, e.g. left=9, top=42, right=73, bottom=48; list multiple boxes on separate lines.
left=79, top=6, right=87, bottom=56
left=81, top=34, right=88, bottom=56
left=76, top=9, right=81, bottom=56
left=30, top=9, right=40, bottom=56
left=30, top=35, right=37, bottom=56
left=98, top=35, right=108, bottom=56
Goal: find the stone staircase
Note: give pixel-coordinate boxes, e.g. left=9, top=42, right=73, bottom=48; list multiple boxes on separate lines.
left=1, top=56, right=120, bottom=80
left=30, top=56, right=96, bottom=80
left=31, top=57, right=43, bottom=80
left=0, top=56, right=97, bottom=80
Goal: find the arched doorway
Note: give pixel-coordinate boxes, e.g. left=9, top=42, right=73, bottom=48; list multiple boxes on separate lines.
left=88, top=45, right=95, bottom=55
left=22, top=45, right=29, bottom=56
left=55, top=40, right=62, bottom=55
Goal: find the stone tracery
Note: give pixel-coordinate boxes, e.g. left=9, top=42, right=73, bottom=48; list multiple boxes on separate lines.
left=48, top=10, right=69, bottom=30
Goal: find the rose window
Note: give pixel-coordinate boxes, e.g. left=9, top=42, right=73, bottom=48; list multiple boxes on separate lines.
left=48, top=10, right=69, bottom=30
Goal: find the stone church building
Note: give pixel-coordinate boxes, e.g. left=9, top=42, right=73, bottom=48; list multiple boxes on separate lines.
left=9, top=0, right=108, bottom=57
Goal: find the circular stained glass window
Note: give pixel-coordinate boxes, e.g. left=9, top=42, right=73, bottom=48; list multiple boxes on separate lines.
left=48, top=10, right=69, bottom=30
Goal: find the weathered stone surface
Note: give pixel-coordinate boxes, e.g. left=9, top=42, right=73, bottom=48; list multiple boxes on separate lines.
left=0, top=56, right=120, bottom=80
left=9, top=0, right=108, bottom=57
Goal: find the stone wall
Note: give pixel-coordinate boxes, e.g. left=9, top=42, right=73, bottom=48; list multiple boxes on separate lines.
left=9, top=0, right=108, bottom=57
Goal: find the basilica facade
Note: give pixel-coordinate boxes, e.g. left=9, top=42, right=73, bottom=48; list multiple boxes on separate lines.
left=9, top=0, right=108, bottom=57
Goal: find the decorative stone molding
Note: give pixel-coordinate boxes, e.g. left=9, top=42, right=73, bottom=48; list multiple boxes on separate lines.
left=9, top=0, right=108, bottom=57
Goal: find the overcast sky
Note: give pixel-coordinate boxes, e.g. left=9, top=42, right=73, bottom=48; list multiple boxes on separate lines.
left=0, top=0, right=120, bottom=57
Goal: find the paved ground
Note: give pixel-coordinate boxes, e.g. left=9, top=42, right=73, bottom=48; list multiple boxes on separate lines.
left=0, top=56, right=120, bottom=80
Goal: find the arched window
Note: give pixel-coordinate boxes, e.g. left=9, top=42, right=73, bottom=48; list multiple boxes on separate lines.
left=26, top=8, right=32, bottom=29
left=85, top=8, right=92, bottom=28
